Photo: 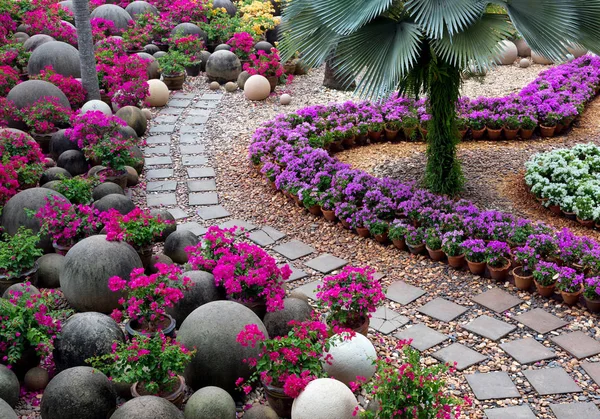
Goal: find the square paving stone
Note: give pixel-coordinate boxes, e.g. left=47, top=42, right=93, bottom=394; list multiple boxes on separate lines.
left=147, top=193, right=177, bottom=207
left=183, top=156, right=209, bottom=166
left=172, top=92, right=195, bottom=99
left=273, top=240, right=315, bottom=260
left=280, top=264, right=308, bottom=282
left=202, top=93, right=223, bottom=100
left=304, top=254, right=348, bottom=274
left=197, top=205, right=230, bottom=220
left=187, top=179, right=216, bottom=192
left=146, top=181, right=177, bottom=192
left=180, top=125, right=206, bottom=134
left=293, top=280, right=322, bottom=300
left=180, top=134, right=203, bottom=144
left=184, top=115, right=209, bottom=124
left=158, top=107, right=184, bottom=115
left=167, top=208, right=188, bottom=220
left=261, top=226, right=286, bottom=241
left=154, top=115, right=178, bottom=124
left=484, top=406, right=536, bottom=419
left=145, top=135, right=171, bottom=144
left=582, top=361, right=600, bottom=385
left=149, top=124, right=175, bottom=134
left=471, top=288, right=522, bottom=313
left=177, top=222, right=206, bottom=237
left=248, top=230, right=276, bottom=246
left=146, top=169, right=174, bottom=179
left=193, top=100, right=218, bottom=109
left=386, top=281, right=426, bottom=305
left=551, top=331, right=600, bottom=359
left=189, top=192, right=218, bottom=206
left=187, top=167, right=215, bottom=178
left=432, top=343, right=487, bottom=371
left=167, top=99, right=191, bottom=107
left=394, top=324, right=449, bottom=351
left=551, top=402, right=600, bottom=419
left=145, top=156, right=172, bottom=166
left=188, top=108, right=211, bottom=116
left=513, top=308, right=568, bottom=334
left=417, top=298, right=469, bottom=323
left=145, top=146, right=170, bottom=155
left=463, top=315, right=516, bottom=341
left=523, top=367, right=582, bottom=395
left=466, top=372, right=520, bottom=400
left=499, top=338, right=556, bottom=364
left=180, top=145, right=206, bottom=154
left=218, top=219, right=257, bottom=234
left=370, top=306, right=409, bottom=335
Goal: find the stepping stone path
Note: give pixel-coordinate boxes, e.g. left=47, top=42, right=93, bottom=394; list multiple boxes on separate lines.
left=550, top=402, right=600, bottom=418
left=523, top=367, right=582, bottom=395
left=273, top=240, right=315, bottom=260
left=432, top=343, right=487, bottom=371
left=484, top=405, right=536, bottom=419
left=304, top=253, right=348, bottom=274
left=471, top=288, right=522, bottom=313
left=499, top=338, right=556, bottom=364
left=386, top=281, right=426, bottom=305
left=417, top=297, right=468, bottom=322
left=551, top=331, right=600, bottom=359
left=466, top=371, right=520, bottom=400
left=394, top=324, right=449, bottom=351
left=462, top=315, right=516, bottom=341
left=513, top=308, right=568, bottom=334
left=370, top=306, right=409, bottom=335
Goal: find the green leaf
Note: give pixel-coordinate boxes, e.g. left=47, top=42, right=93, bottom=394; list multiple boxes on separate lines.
left=405, top=0, right=488, bottom=39
left=308, top=0, right=395, bottom=35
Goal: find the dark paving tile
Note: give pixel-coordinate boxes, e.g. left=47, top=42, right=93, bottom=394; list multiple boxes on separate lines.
left=184, top=115, right=209, bottom=124
left=180, top=125, right=206, bottom=134
left=158, top=107, right=184, bottom=115
left=167, top=207, right=188, bottom=220
left=145, top=135, right=171, bottom=144
left=514, top=308, right=568, bottom=334
left=432, top=343, right=487, bottom=371
left=582, top=361, right=600, bottom=385
left=146, top=169, right=173, bottom=179
left=218, top=219, right=257, bottom=234
left=293, top=280, right=322, bottom=300
left=180, top=145, right=206, bottom=154
left=551, top=331, right=600, bottom=359
left=193, top=100, right=219, bottom=108
left=172, top=92, right=195, bottom=99
left=273, top=240, right=315, bottom=260
left=484, top=406, right=536, bottom=419
left=196, top=205, right=231, bottom=220
left=249, top=230, right=276, bottom=246
left=144, top=146, right=170, bottom=155
left=261, top=226, right=286, bottom=241
left=417, top=298, right=469, bottom=323
left=471, top=288, right=522, bottom=313
left=182, top=156, right=209, bottom=166
left=147, top=193, right=177, bottom=207
left=154, top=115, right=178, bottom=124
left=370, top=306, right=409, bottom=335
left=550, top=402, right=600, bottom=418
left=304, top=254, right=348, bottom=274
left=177, top=222, right=206, bottom=236
left=281, top=264, right=308, bottom=282
left=187, top=167, right=216, bottom=178
left=145, top=156, right=172, bottom=166
left=466, top=371, right=520, bottom=400
left=386, top=281, right=426, bottom=305
left=500, top=338, right=556, bottom=364
left=146, top=181, right=177, bottom=192
left=394, top=324, right=449, bottom=351
left=463, top=315, right=516, bottom=341
left=523, top=367, right=582, bottom=395
left=180, top=134, right=203, bottom=144
left=189, top=192, right=219, bottom=206
left=149, top=124, right=175, bottom=134
left=187, top=179, right=216, bottom=192
left=167, top=99, right=191, bottom=107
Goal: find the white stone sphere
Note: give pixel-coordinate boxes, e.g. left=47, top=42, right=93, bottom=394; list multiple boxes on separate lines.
left=280, top=93, right=292, bottom=105
left=495, top=40, right=518, bottom=65
left=224, top=81, right=237, bottom=92
left=146, top=79, right=169, bottom=107
left=244, top=75, right=271, bottom=101
left=567, top=44, right=588, bottom=58
left=514, top=38, right=531, bottom=57
left=323, top=333, right=377, bottom=385
left=141, top=108, right=152, bottom=120
left=291, top=378, right=358, bottom=419
left=209, top=81, right=220, bottom=91
left=531, top=51, right=553, bottom=65
left=81, top=100, right=112, bottom=116
left=519, top=58, right=531, bottom=68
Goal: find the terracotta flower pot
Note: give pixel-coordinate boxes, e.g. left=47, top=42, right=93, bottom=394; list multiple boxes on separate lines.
left=466, top=259, right=486, bottom=275
left=368, top=130, right=383, bottom=142
left=471, top=127, right=486, bottom=140
left=560, top=285, right=582, bottom=305
left=539, top=125, right=556, bottom=137
left=339, top=218, right=351, bottom=229
left=136, top=245, right=153, bottom=269
left=407, top=243, right=425, bottom=255
left=504, top=127, right=519, bottom=140
left=131, top=375, right=186, bottom=408
left=486, top=127, right=502, bottom=140
left=373, top=232, right=389, bottom=244
left=555, top=123, right=565, bottom=134
left=0, top=263, right=39, bottom=299
left=426, top=246, right=445, bottom=262
left=488, top=258, right=510, bottom=281
left=52, top=241, right=73, bottom=256
left=458, top=129, right=467, bottom=139
left=548, top=204, right=562, bottom=215
left=447, top=254, right=465, bottom=269
left=384, top=128, right=398, bottom=141
left=307, top=205, right=322, bottom=216
left=585, top=296, right=600, bottom=313
left=512, top=266, right=533, bottom=291
left=392, top=238, right=407, bottom=251
left=266, top=75, right=278, bottom=92
left=577, top=217, right=595, bottom=228
left=342, top=135, right=356, bottom=148
left=322, top=209, right=337, bottom=222
left=356, top=227, right=371, bottom=238
left=162, top=73, right=186, bottom=90
left=535, top=280, right=556, bottom=297
left=520, top=128, right=535, bottom=139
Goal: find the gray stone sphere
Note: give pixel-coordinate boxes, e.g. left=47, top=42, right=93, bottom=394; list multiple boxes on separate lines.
left=171, top=23, right=208, bottom=45
left=27, top=41, right=81, bottom=78
left=167, top=270, right=222, bottom=326
left=24, top=367, right=49, bottom=391
left=266, top=25, right=279, bottom=45
left=1, top=188, right=67, bottom=252
left=124, top=166, right=139, bottom=187
left=2, top=282, right=40, bottom=299
left=532, top=50, right=553, bottom=65
left=92, top=183, right=124, bottom=201
left=115, top=106, right=147, bottom=137
left=237, top=71, right=250, bottom=89
left=199, top=50, right=211, bottom=71
left=163, top=230, right=199, bottom=264
left=212, top=0, right=236, bottom=16
left=41, top=180, right=61, bottom=192
left=147, top=253, right=174, bottom=273
left=141, top=108, right=153, bottom=120
left=322, top=333, right=377, bottom=385
left=93, top=194, right=135, bottom=215
left=206, top=50, right=241, bottom=84
left=144, top=44, right=160, bottom=55
left=243, top=405, right=279, bottom=419
left=514, top=38, right=531, bottom=57
left=0, top=365, right=19, bottom=407
left=81, top=100, right=112, bottom=116
left=0, top=399, right=17, bottom=419
left=255, top=41, right=273, bottom=54
left=130, top=145, right=144, bottom=173
left=58, top=0, right=73, bottom=13
left=15, top=24, right=30, bottom=34
left=110, top=396, right=183, bottom=419
left=13, top=32, right=29, bottom=43
left=57, top=150, right=88, bottom=177
left=60, top=235, right=142, bottom=313
left=49, top=129, right=79, bottom=162
left=263, top=297, right=312, bottom=338
left=184, top=386, right=236, bottom=419
left=90, top=4, right=132, bottom=35
left=23, top=34, right=55, bottom=52
left=519, top=58, right=531, bottom=68
left=136, top=52, right=160, bottom=79
left=6, top=81, right=70, bottom=124
left=224, top=81, right=237, bottom=92
left=36, top=253, right=64, bottom=288
left=118, top=125, right=139, bottom=141
left=153, top=50, right=167, bottom=59
left=177, top=301, right=268, bottom=393
left=88, top=165, right=107, bottom=177
left=288, top=290, right=309, bottom=303
left=291, top=378, right=358, bottom=419
left=149, top=209, right=176, bottom=241
left=215, top=43, right=231, bottom=52
left=40, top=166, right=71, bottom=185
left=209, top=81, right=221, bottom=90
left=41, top=367, right=116, bottom=419
left=54, top=312, right=126, bottom=372
left=125, top=1, right=158, bottom=19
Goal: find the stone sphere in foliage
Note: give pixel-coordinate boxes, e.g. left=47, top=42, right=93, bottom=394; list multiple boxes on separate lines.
left=255, top=41, right=273, bottom=54
left=263, top=297, right=312, bottom=338
left=291, top=378, right=358, bottom=419
left=244, top=405, right=279, bottom=419
left=116, top=106, right=147, bottom=137
left=81, top=100, right=112, bottom=116
left=40, top=166, right=71, bottom=185
left=60, top=235, right=142, bottom=313
left=90, top=5, right=132, bottom=35
left=149, top=208, right=175, bottom=241
left=125, top=1, right=158, bottom=19
left=244, top=75, right=270, bottom=101
left=184, top=386, right=236, bottom=419
left=514, top=38, right=531, bottom=57
left=125, top=166, right=139, bottom=186
left=0, top=364, right=19, bottom=407
left=177, top=300, right=268, bottom=393
left=93, top=194, right=135, bottom=215
left=1, top=188, right=67, bottom=252
left=212, top=0, right=236, bottom=16
left=92, top=183, right=124, bottom=201
left=494, top=40, right=518, bottom=65
left=153, top=50, right=167, bottom=59
left=237, top=71, right=250, bottom=89
left=199, top=51, right=211, bottom=71
left=57, top=150, right=87, bottom=177
left=24, top=367, right=49, bottom=391
left=54, top=312, right=126, bottom=372
left=136, top=52, right=160, bottom=79
left=36, top=253, right=64, bottom=288
left=163, top=230, right=199, bottom=264
left=110, top=396, right=183, bottom=419
left=146, top=79, right=169, bottom=106
left=49, top=129, right=80, bottom=161
left=209, top=81, right=220, bottom=90
left=23, top=34, right=55, bottom=52
left=13, top=32, right=29, bottom=43
left=27, top=41, right=81, bottom=78
left=41, top=366, right=116, bottom=419
left=0, top=399, right=17, bottom=419
left=215, top=43, right=231, bottom=52
left=147, top=253, right=174, bottom=273
left=322, top=332, right=377, bottom=385
left=7, top=80, right=70, bottom=114
left=280, top=93, right=292, bottom=105
left=170, top=23, right=207, bottom=45
left=206, top=50, right=241, bottom=84
left=130, top=145, right=145, bottom=174
left=58, top=0, right=73, bottom=13
left=167, top=270, right=222, bottom=326
left=224, top=81, right=237, bottom=92
left=2, top=282, right=40, bottom=299
left=144, top=44, right=159, bottom=55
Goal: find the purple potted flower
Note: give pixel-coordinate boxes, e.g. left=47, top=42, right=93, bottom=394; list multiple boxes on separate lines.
left=485, top=240, right=511, bottom=281
left=555, top=266, right=584, bottom=305
left=532, top=261, right=559, bottom=297
left=405, top=225, right=425, bottom=255
left=425, top=227, right=444, bottom=261
left=388, top=219, right=409, bottom=251
left=441, top=230, right=465, bottom=269
left=583, top=277, right=600, bottom=312
left=462, top=239, right=487, bottom=275
left=512, top=246, right=537, bottom=290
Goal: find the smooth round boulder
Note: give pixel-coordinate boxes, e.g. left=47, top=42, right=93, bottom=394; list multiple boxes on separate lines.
left=266, top=26, right=279, bottom=45
left=90, top=4, right=132, bottom=35
left=57, top=150, right=87, bottom=176
left=163, top=230, right=199, bottom=264
left=495, top=40, right=518, bottom=65
left=153, top=50, right=167, bottom=59
left=60, top=235, right=142, bottom=313
left=144, top=44, right=160, bottom=55
left=184, top=386, right=236, bottom=419
left=40, top=166, right=71, bottom=185
left=0, top=365, right=19, bottom=407
left=6, top=80, right=70, bottom=114
left=41, top=180, right=61, bottom=192
left=2, top=282, right=40, bottom=299
left=58, top=0, right=73, bottom=13
left=28, top=41, right=81, bottom=78
left=237, top=71, right=250, bottom=89
left=288, top=290, right=309, bottom=303
left=93, top=194, right=135, bottom=215
left=141, top=108, right=153, bottom=120
left=178, top=301, right=268, bottom=393
left=110, top=396, right=183, bottom=419
left=24, top=367, right=50, bottom=391
left=136, top=52, right=160, bottom=80
left=167, top=270, right=222, bottom=326
left=244, top=75, right=271, bottom=101
left=255, top=41, right=273, bottom=54
left=0, top=399, right=17, bottom=419
left=118, top=125, right=138, bottom=141
left=130, top=145, right=144, bottom=173
left=567, top=43, right=588, bottom=58
left=13, top=32, right=29, bottom=43
left=212, top=0, right=236, bottom=16
left=280, top=93, right=292, bottom=105
left=23, top=34, right=55, bottom=52
left=54, top=312, right=126, bottom=372
left=520, top=58, right=531, bottom=68
left=291, top=378, right=358, bottom=419
left=1, top=188, right=67, bottom=252
left=92, top=183, right=124, bottom=201
left=125, top=1, right=158, bottom=19
left=146, top=79, right=169, bottom=107
left=88, top=165, right=107, bottom=177
left=214, top=43, right=231, bottom=52
left=36, top=253, right=64, bottom=288
left=224, top=81, right=237, bottom=92
left=532, top=50, right=553, bottom=65
left=323, top=333, right=377, bottom=385
left=41, top=367, right=116, bottom=419
left=115, top=106, right=147, bottom=137
left=149, top=208, right=175, bottom=241
left=170, top=23, right=207, bottom=45
left=514, top=38, right=531, bottom=56
left=263, top=297, right=312, bottom=338
left=49, top=129, right=79, bottom=161
left=199, top=50, right=211, bottom=71
left=147, top=253, right=174, bottom=273
left=81, top=99, right=112, bottom=116
left=124, top=166, right=139, bottom=186
left=209, top=81, right=220, bottom=90
left=206, top=50, right=241, bottom=84
left=243, top=405, right=279, bottom=419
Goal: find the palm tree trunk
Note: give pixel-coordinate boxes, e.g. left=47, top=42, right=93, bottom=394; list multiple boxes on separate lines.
left=424, top=59, right=463, bottom=196
left=73, top=0, right=101, bottom=101
left=323, top=52, right=355, bottom=91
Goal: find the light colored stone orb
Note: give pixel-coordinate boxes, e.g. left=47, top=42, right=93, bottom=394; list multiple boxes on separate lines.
left=244, top=75, right=271, bottom=101
left=567, top=43, right=588, bottom=58
left=81, top=100, right=112, bottom=116
left=514, top=38, right=531, bottom=57
left=141, top=108, right=152, bottom=120
left=224, top=82, right=237, bottom=92
left=146, top=79, right=169, bottom=107
left=495, top=40, right=518, bottom=65
left=323, top=333, right=377, bottom=385
left=209, top=81, right=221, bottom=91
left=519, top=58, right=531, bottom=68
left=291, top=378, right=358, bottom=419
left=531, top=51, right=553, bottom=65
left=280, top=93, right=292, bottom=105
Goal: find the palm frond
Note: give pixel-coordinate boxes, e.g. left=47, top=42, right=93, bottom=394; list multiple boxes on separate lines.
left=405, top=0, right=488, bottom=39
left=307, top=0, right=395, bottom=35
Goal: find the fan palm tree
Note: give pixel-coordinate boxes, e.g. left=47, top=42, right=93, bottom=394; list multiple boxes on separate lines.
left=73, top=0, right=101, bottom=101
left=279, top=0, right=600, bottom=196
